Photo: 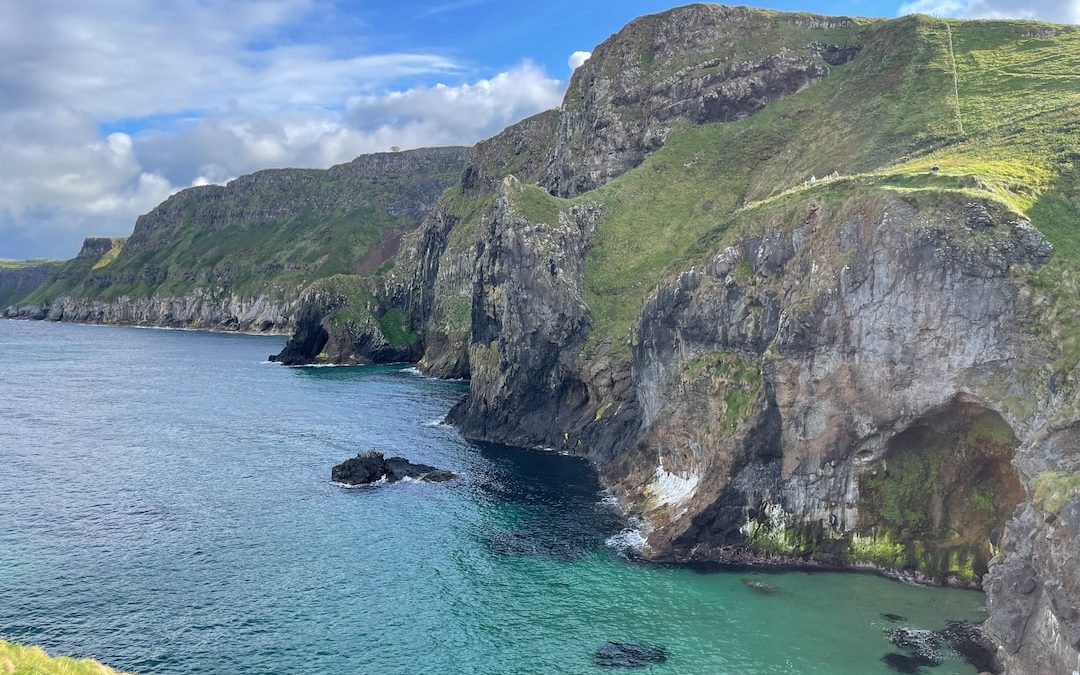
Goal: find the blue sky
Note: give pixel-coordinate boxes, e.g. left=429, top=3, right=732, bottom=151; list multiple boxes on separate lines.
left=1, top=0, right=1075, bottom=259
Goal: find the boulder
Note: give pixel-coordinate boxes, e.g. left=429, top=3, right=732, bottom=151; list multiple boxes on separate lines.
left=331, top=451, right=455, bottom=485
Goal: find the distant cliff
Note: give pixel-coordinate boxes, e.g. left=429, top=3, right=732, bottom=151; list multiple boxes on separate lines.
left=274, top=6, right=1080, bottom=674
left=0, top=260, right=61, bottom=308
left=4, top=146, right=468, bottom=332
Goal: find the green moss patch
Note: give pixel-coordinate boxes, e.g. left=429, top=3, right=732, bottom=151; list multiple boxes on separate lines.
left=376, top=307, right=422, bottom=348
left=856, top=402, right=1023, bottom=581
left=1033, top=471, right=1080, bottom=514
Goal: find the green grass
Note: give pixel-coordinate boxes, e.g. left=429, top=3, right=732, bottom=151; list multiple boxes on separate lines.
left=681, top=351, right=764, bottom=430
left=1032, top=471, right=1080, bottom=513
left=376, top=307, right=422, bottom=348
left=90, top=239, right=125, bottom=271
left=21, top=153, right=464, bottom=309
left=0, top=638, right=129, bottom=674
left=512, top=182, right=564, bottom=226
left=560, top=15, right=970, bottom=354
left=547, top=14, right=1080, bottom=363
left=0, top=259, right=60, bottom=270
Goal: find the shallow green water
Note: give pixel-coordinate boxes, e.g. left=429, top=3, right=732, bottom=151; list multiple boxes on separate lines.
left=0, top=320, right=986, bottom=674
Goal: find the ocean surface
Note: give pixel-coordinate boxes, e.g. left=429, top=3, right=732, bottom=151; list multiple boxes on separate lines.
left=0, top=319, right=988, bottom=674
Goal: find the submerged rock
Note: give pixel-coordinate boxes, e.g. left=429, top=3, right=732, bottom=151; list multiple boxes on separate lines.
left=488, top=529, right=588, bottom=563
left=740, top=578, right=780, bottom=594
left=331, top=451, right=455, bottom=485
left=594, top=642, right=668, bottom=668
left=886, top=628, right=943, bottom=666
left=881, top=652, right=934, bottom=674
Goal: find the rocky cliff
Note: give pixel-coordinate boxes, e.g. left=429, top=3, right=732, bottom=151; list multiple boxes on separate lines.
left=0, top=260, right=61, bottom=308
left=275, top=6, right=1080, bottom=673
left=4, top=147, right=468, bottom=332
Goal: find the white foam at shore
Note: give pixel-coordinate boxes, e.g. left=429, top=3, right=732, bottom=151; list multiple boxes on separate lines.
left=606, top=526, right=647, bottom=557
left=399, top=365, right=467, bottom=382
left=596, top=493, right=620, bottom=508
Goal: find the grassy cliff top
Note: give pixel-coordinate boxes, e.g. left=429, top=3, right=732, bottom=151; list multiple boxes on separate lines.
left=0, top=638, right=130, bottom=674
left=19, top=147, right=468, bottom=307
left=0, top=259, right=61, bottom=270
left=511, top=11, right=1080, bottom=356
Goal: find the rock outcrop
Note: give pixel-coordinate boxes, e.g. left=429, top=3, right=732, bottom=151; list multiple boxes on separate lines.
left=331, top=451, right=455, bottom=485
left=541, top=5, right=859, bottom=197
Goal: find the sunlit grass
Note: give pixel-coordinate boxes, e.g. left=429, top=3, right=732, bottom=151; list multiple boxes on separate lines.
left=0, top=638, right=130, bottom=675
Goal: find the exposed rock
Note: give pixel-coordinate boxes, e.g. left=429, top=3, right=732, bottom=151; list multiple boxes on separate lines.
left=275, top=111, right=561, bottom=371
left=887, top=628, right=943, bottom=666
left=541, top=5, right=859, bottom=197
left=9, top=289, right=294, bottom=333
left=75, top=237, right=124, bottom=260
left=8, top=147, right=468, bottom=333
left=330, top=451, right=455, bottom=485
left=594, top=642, right=668, bottom=668
left=941, top=621, right=1003, bottom=674
left=0, top=261, right=61, bottom=308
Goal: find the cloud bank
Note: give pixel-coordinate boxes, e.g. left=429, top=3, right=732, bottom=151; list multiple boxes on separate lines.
left=0, top=0, right=565, bottom=258
left=898, top=0, right=1080, bottom=22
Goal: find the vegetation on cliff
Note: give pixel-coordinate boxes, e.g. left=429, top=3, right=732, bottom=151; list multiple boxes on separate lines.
left=0, top=638, right=129, bottom=674
left=8, top=148, right=468, bottom=330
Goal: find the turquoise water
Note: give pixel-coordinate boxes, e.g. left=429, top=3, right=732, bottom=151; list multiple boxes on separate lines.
left=0, top=320, right=987, bottom=674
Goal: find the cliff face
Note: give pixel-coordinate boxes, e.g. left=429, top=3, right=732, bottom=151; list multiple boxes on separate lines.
left=286, top=6, right=1080, bottom=674
left=4, top=147, right=468, bottom=332
left=541, top=5, right=860, bottom=197
left=274, top=111, right=561, bottom=366
left=0, top=261, right=61, bottom=308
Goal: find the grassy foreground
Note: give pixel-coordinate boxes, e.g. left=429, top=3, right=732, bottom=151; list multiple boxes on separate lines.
left=0, top=639, right=129, bottom=675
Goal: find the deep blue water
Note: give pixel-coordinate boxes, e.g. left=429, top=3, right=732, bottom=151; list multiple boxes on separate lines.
left=0, top=320, right=988, bottom=674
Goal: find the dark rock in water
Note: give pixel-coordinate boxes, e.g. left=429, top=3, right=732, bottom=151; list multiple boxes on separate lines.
left=883, top=621, right=1003, bottom=674
left=594, top=642, right=668, bottom=668
left=941, top=621, right=1003, bottom=674
left=740, top=578, right=779, bottom=594
left=887, top=628, right=943, bottom=666
left=882, top=613, right=908, bottom=623
left=331, top=451, right=455, bottom=485
left=882, top=652, right=932, bottom=674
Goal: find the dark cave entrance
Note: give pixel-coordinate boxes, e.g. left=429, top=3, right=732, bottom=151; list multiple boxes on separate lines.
left=858, top=399, right=1024, bottom=581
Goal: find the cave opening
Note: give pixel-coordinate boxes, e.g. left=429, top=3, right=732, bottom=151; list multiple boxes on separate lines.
left=857, top=399, right=1024, bottom=581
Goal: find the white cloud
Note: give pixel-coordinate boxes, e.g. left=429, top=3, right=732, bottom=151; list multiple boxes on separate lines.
left=568, top=51, right=592, bottom=71
left=898, top=0, right=1080, bottom=22
left=129, top=61, right=562, bottom=190
left=0, top=0, right=567, bottom=259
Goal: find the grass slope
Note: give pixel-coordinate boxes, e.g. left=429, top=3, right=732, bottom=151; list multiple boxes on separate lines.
left=515, top=14, right=1080, bottom=359
left=22, top=151, right=465, bottom=309
left=0, top=639, right=129, bottom=675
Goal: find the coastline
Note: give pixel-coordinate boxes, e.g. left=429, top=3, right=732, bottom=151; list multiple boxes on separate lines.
left=0, top=315, right=290, bottom=338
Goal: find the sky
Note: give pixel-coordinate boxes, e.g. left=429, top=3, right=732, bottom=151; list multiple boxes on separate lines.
left=1, top=0, right=1077, bottom=259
